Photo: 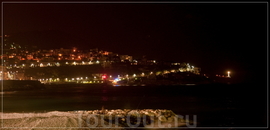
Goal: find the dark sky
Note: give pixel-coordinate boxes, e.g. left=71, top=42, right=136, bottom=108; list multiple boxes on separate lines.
left=2, top=2, right=268, bottom=83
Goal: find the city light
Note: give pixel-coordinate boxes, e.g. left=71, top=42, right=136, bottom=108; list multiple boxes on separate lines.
left=113, top=78, right=120, bottom=83
left=227, top=71, right=231, bottom=78
left=0, top=43, right=204, bottom=82
left=102, top=75, right=107, bottom=80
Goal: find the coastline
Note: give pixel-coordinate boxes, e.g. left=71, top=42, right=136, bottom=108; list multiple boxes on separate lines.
left=1, top=109, right=192, bottom=129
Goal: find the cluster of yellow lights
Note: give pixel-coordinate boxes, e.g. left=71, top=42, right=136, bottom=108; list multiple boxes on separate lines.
left=39, top=78, right=104, bottom=84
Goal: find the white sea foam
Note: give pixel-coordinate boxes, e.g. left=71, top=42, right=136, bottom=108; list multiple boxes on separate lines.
left=1, top=109, right=195, bottom=129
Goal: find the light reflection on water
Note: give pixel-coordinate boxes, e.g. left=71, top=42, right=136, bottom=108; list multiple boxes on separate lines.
left=2, top=85, right=201, bottom=113
left=1, top=84, right=266, bottom=127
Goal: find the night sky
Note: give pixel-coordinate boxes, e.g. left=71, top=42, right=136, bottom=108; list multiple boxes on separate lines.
left=2, top=2, right=267, bottom=84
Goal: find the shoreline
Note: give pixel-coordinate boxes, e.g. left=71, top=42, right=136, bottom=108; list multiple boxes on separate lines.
left=1, top=109, right=193, bottom=129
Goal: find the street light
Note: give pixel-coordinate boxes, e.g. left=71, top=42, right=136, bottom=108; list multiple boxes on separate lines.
left=227, top=71, right=231, bottom=77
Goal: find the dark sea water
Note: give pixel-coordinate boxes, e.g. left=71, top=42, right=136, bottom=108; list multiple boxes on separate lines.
left=1, top=83, right=267, bottom=127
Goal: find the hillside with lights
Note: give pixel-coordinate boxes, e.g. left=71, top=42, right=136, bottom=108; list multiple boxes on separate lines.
left=1, top=35, right=231, bottom=86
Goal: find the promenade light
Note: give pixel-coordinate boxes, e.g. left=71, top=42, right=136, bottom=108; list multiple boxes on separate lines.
left=227, top=71, right=231, bottom=77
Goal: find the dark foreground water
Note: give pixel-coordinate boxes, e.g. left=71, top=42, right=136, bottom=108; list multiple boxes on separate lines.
left=1, top=83, right=267, bottom=127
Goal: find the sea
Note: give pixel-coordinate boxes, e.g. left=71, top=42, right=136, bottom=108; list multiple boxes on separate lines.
left=1, top=83, right=267, bottom=127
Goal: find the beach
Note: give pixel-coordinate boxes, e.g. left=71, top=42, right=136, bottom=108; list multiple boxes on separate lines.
left=1, top=83, right=267, bottom=128
left=1, top=109, right=193, bottom=129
